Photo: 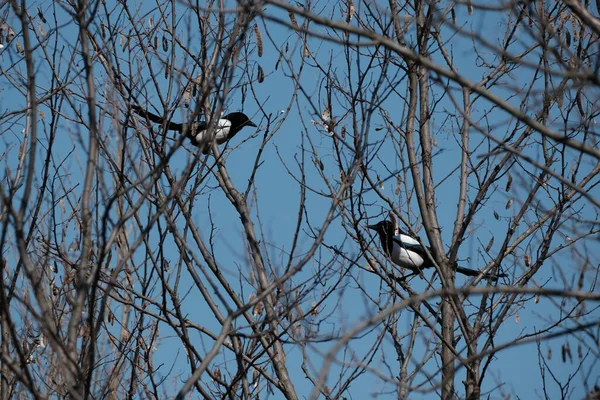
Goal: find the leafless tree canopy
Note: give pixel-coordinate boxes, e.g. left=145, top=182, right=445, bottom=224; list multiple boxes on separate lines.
left=0, top=0, right=599, bottom=399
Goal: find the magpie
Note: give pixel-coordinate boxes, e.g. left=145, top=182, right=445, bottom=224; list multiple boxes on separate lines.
left=368, top=220, right=505, bottom=280
left=132, top=105, right=257, bottom=154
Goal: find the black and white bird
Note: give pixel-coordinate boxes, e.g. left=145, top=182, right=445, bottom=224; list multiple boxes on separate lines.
left=132, top=105, right=257, bottom=154
left=368, top=220, right=505, bottom=280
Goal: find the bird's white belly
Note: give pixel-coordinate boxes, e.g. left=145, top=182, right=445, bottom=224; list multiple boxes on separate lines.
left=391, top=247, right=425, bottom=269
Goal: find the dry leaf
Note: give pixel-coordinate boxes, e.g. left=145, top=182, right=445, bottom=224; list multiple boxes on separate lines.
left=311, top=301, right=319, bottom=315
left=253, top=301, right=263, bottom=316
left=37, top=7, right=47, bottom=23
left=252, top=369, right=259, bottom=387
left=505, top=174, right=512, bottom=191
left=303, top=42, right=310, bottom=58
left=257, top=64, right=264, bottom=83
left=395, top=175, right=402, bottom=195
left=485, top=236, right=494, bottom=252
left=578, top=270, right=585, bottom=290
left=38, top=21, right=46, bottom=37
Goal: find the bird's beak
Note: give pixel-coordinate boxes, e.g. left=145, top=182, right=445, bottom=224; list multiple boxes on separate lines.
left=367, top=224, right=377, bottom=231
left=247, top=121, right=257, bottom=128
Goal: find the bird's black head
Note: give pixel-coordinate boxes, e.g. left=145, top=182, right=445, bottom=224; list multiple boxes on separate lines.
left=368, top=220, right=395, bottom=236
left=223, top=112, right=257, bottom=129
left=368, top=220, right=396, bottom=257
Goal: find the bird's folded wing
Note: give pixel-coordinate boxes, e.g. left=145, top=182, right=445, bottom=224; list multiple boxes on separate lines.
left=391, top=236, right=429, bottom=258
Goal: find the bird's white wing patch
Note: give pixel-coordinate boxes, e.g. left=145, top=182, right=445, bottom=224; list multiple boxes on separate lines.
left=194, top=119, right=232, bottom=144
left=391, top=234, right=425, bottom=269
left=215, top=119, right=231, bottom=142
left=398, top=233, right=420, bottom=246
left=391, top=243, right=425, bottom=269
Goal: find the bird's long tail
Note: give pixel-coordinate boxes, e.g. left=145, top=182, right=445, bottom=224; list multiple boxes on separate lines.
left=455, top=265, right=506, bottom=280
left=132, top=105, right=184, bottom=132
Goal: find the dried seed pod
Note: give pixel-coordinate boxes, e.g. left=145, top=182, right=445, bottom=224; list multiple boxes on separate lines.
left=288, top=11, right=299, bottom=29
left=254, top=24, right=263, bottom=57
left=505, top=198, right=513, bottom=209
left=576, top=89, right=584, bottom=116
left=347, top=2, right=355, bottom=22
left=162, top=35, right=168, bottom=51
left=505, top=174, right=512, bottom=191
left=389, top=212, right=398, bottom=234
left=184, top=84, right=191, bottom=108
left=572, top=16, right=580, bottom=41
